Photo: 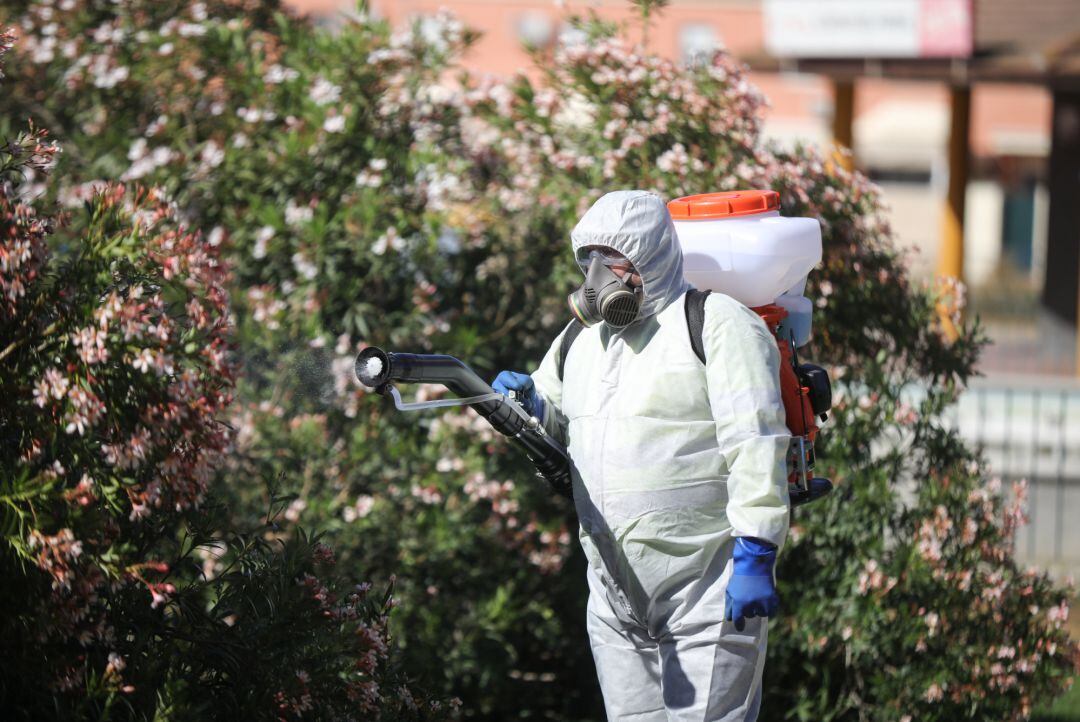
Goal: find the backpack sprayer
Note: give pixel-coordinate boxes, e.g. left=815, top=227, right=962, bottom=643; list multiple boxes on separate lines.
left=355, top=189, right=833, bottom=507
left=668, top=190, right=833, bottom=505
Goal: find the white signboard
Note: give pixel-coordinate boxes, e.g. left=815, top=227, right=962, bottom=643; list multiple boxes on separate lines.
left=764, top=0, right=973, bottom=59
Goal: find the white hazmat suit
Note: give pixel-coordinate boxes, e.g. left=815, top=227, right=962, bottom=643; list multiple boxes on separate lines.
left=530, top=191, right=791, bottom=721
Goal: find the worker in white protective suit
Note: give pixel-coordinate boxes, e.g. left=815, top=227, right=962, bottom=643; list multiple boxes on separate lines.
left=492, top=190, right=791, bottom=721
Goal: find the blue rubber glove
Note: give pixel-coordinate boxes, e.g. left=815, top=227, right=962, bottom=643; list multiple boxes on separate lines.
left=491, top=370, right=545, bottom=420
left=724, top=537, right=779, bottom=631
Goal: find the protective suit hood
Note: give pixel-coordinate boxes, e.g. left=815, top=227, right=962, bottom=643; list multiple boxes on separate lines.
left=571, top=190, right=690, bottom=320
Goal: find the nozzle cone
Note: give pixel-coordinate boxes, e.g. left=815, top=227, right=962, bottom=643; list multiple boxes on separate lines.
left=355, top=347, right=391, bottom=388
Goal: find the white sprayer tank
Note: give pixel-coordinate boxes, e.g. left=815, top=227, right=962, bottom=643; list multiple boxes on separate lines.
left=668, top=190, right=822, bottom=347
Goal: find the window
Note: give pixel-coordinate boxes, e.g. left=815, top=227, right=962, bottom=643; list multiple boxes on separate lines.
left=515, top=11, right=554, bottom=48
left=679, top=23, right=721, bottom=65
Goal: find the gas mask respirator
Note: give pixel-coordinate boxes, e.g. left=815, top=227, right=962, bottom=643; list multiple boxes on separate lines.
left=567, top=251, right=643, bottom=329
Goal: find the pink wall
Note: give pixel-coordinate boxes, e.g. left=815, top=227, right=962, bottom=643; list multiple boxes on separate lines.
left=287, top=0, right=1051, bottom=162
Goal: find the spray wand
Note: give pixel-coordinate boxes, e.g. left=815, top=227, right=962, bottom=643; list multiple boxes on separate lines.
left=355, top=347, right=573, bottom=499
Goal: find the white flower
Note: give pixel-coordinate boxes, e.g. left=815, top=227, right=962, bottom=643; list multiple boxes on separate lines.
left=91, top=56, right=129, bottom=88
left=656, top=143, right=689, bottom=174
left=263, top=63, right=299, bottom=84
left=355, top=159, right=386, bottom=188
left=309, top=77, right=341, bottom=106
left=236, top=106, right=276, bottom=123
left=285, top=200, right=314, bottom=227
left=351, top=495, right=375, bottom=519
left=158, top=42, right=174, bottom=56
left=323, top=115, right=346, bottom=133
left=291, top=252, right=318, bottom=280
left=30, top=35, right=56, bottom=63
left=127, top=138, right=148, bottom=161
left=122, top=145, right=175, bottom=181
left=145, top=115, right=168, bottom=136
left=371, top=228, right=405, bottom=256
left=355, top=170, right=381, bottom=188
left=198, top=140, right=224, bottom=171
left=253, top=226, right=274, bottom=259
left=284, top=497, right=307, bottom=522
left=93, top=22, right=125, bottom=44
left=553, top=92, right=595, bottom=129
left=178, top=23, right=207, bottom=37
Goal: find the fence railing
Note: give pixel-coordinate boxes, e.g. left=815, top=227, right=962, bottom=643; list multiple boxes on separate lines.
left=943, top=376, right=1080, bottom=577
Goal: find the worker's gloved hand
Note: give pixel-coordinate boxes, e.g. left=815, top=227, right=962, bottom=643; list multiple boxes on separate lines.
left=725, top=536, right=779, bottom=631
left=492, top=370, right=545, bottom=420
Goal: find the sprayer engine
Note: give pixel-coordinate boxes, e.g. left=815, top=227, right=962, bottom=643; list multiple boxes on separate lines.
left=754, top=304, right=833, bottom=505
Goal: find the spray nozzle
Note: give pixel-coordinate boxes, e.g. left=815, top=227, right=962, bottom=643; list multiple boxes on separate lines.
left=355, top=347, right=391, bottom=388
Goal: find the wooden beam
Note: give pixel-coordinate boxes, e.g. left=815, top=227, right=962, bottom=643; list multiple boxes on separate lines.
left=937, top=85, right=971, bottom=340
left=1041, top=91, right=1080, bottom=375
left=831, top=79, right=855, bottom=171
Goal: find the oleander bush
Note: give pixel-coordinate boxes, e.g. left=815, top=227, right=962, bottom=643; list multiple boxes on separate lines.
left=0, top=29, right=449, bottom=721
left=1, top=1, right=1076, bottom=720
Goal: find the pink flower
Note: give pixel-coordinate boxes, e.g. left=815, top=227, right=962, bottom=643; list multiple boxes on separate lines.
left=72, top=325, right=109, bottom=364
left=64, top=386, right=104, bottom=435
left=105, top=652, right=126, bottom=677
left=33, top=367, right=70, bottom=406
left=857, top=559, right=884, bottom=595
left=131, top=348, right=154, bottom=373
left=1048, top=600, right=1069, bottom=626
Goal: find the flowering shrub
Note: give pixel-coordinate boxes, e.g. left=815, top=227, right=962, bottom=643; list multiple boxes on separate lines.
left=2, top=2, right=1076, bottom=720
left=2, top=2, right=592, bottom=716
left=0, top=31, right=449, bottom=719
left=0, top=110, right=232, bottom=699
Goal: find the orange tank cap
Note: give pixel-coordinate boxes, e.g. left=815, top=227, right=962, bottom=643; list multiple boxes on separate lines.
left=667, top=190, right=780, bottom=220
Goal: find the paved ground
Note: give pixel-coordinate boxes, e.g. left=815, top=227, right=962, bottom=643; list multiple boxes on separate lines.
left=977, top=312, right=1077, bottom=378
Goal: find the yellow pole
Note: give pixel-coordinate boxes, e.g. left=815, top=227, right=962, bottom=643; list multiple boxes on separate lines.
left=938, top=85, right=971, bottom=340
left=831, top=78, right=855, bottom=172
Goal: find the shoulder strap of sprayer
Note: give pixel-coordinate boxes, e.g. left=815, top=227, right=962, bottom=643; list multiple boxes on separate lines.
left=557, top=320, right=585, bottom=382
left=557, top=290, right=710, bottom=381
left=685, top=288, right=710, bottom=366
